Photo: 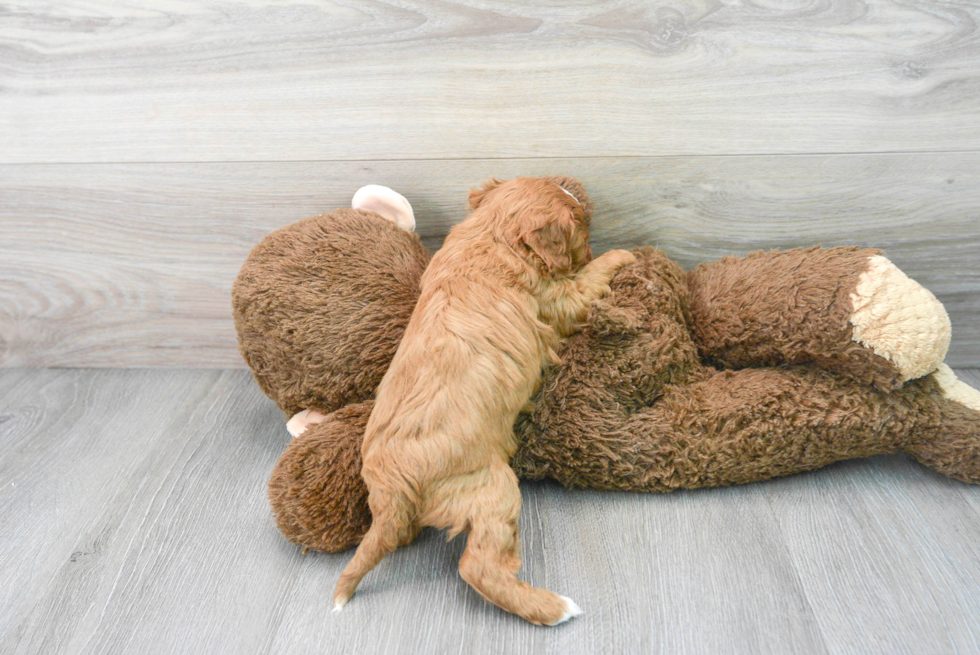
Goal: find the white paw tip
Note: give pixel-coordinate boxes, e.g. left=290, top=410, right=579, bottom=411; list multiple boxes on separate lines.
left=551, top=596, right=583, bottom=625
left=352, top=185, right=416, bottom=233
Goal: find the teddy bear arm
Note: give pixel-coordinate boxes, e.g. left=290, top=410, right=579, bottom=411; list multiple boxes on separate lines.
left=686, top=247, right=950, bottom=391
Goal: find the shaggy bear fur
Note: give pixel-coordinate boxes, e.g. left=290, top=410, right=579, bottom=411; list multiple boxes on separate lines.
left=233, top=209, right=430, bottom=418
left=234, top=181, right=980, bottom=554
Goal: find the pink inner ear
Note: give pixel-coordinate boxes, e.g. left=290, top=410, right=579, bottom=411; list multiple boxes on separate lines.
left=351, top=185, right=416, bottom=232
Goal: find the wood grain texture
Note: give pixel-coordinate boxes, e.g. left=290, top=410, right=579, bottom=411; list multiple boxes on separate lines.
left=2, top=0, right=980, bottom=163
left=1, top=368, right=979, bottom=654
left=761, top=456, right=980, bottom=654
left=0, top=368, right=290, bottom=654
left=2, top=154, right=978, bottom=367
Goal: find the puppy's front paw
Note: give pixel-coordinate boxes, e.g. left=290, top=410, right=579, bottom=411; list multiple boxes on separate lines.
left=600, top=249, right=637, bottom=271
left=591, top=250, right=636, bottom=289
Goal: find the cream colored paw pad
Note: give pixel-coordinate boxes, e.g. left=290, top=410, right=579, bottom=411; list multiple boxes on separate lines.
left=351, top=185, right=415, bottom=232
left=849, top=255, right=951, bottom=382
left=286, top=409, right=329, bottom=438
left=934, top=364, right=980, bottom=413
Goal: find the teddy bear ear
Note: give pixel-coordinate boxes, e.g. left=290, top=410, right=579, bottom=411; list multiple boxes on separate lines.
left=467, top=178, right=504, bottom=209
left=351, top=185, right=416, bottom=232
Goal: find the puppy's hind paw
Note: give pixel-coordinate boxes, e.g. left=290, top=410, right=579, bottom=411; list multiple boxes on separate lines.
left=549, top=596, right=584, bottom=625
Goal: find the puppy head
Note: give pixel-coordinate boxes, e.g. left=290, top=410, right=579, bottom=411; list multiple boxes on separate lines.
left=468, top=177, right=592, bottom=277
left=468, top=176, right=593, bottom=223
left=541, top=176, right=595, bottom=226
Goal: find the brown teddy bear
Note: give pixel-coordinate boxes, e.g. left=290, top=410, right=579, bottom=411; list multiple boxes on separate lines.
left=232, top=177, right=980, bottom=554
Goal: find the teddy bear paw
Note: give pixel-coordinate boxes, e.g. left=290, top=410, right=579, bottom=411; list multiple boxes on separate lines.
left=934, top=364, right=980, bottom=413
left=285, top=409, right=329, bottom=438
left=849, top=255, right=951, bottom=383
left=351, top=185, right=416, bottom=232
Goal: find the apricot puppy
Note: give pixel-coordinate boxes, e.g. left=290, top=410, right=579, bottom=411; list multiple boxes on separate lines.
left=333, top=177, right=635, bottom=625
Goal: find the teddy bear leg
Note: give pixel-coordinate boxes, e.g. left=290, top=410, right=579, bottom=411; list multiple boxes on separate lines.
left=515, top=365, right=973, bottom=492
left=687, top=247, right=950, bottom=390
left=629, top=367, right=914, bottom=489
left=268, top=402, right=374, bottom=553
left=902, top=366, right=980, bottom=484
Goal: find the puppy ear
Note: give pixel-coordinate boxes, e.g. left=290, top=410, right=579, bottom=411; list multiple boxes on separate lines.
left=521, top=212, right=574, bottom=274
left=468, top=178, right=504, bottom=209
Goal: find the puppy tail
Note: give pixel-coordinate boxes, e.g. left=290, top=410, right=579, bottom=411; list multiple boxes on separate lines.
left=333, top=501, right=413, bottom=611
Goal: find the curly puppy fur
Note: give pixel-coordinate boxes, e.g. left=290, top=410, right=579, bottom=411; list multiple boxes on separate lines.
left=332, top=178, right=634, bottom=625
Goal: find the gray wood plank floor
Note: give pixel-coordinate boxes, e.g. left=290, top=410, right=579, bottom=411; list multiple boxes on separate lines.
left=2, top=368, right=980, bottom=655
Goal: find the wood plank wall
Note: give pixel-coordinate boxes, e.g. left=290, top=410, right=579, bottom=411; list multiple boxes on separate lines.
left=1, top=1, right=978, bottom=367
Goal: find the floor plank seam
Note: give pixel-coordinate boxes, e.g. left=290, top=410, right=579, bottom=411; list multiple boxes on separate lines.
left=6, top=148, right=980, bottom=167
